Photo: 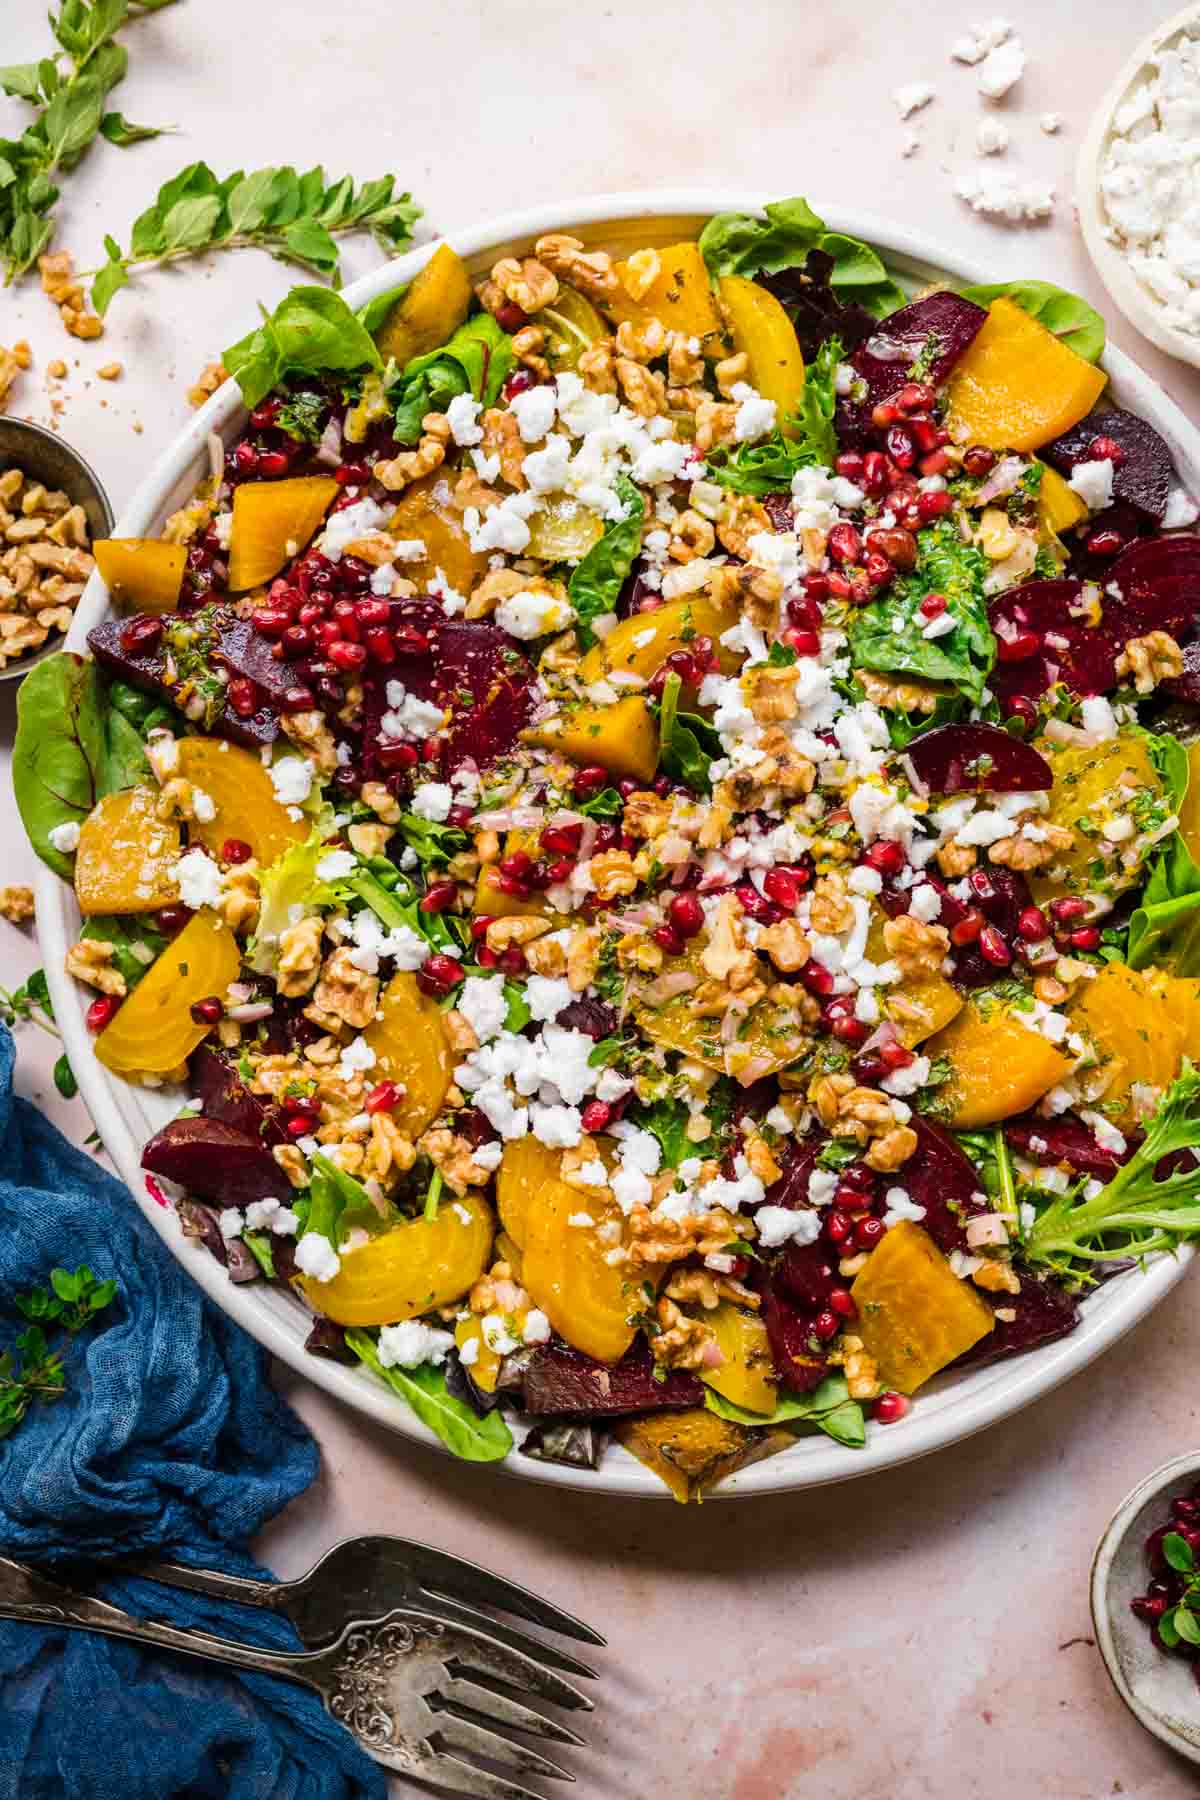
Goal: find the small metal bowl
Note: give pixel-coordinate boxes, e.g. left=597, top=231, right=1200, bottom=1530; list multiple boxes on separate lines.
left=0, top=416, right=113, bottom=683
left=1091, top=1452, right=1200, bottom=1765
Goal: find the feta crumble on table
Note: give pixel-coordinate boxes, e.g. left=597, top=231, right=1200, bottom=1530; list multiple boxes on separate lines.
left=976, top=118, right=1009, bottom=156
left=950, top=17, right=1013, bottom=64
left=954, top=169, right=1054, bottom=223
left=893, top=82, right=935, bottom=119
left=976, top=34, right=1024, bottom=99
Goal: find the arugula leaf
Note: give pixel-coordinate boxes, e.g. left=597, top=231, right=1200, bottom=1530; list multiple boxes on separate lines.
left=1025, top=1061, right=1200, bottom=1277
left=224, top=284, right=382, bottom=409
left=567, top=475, right=645, bottom=650
left=847, top=518, right=995, bottom=706
left=960, top=279, right=1106, bottom=364
left=346, top=1328, right=513, bottom=1462
left=704, top=1373, right=867, bottom=1447
left=656, top=671, right=721, bottom=793
left=93, top=162, right=420, bottom=316
left=706, top=336, right=843, bottom=494
left=307, top=1152, right=394, bottom=1246
left=13, top=652, right=104, bottom=877
left=699, top=195, right=906, bottom=318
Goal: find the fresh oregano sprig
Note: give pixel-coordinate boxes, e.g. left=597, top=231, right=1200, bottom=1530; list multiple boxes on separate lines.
left=1156, top=1532, right=1200, bottom=1650
left=0, top=0, right=175, bottom=283
left=0, top=970, right=78, bottom=1099
left=91, top=161, right=422, bottom=313
left=0, top=1266, right=118, bottom=1439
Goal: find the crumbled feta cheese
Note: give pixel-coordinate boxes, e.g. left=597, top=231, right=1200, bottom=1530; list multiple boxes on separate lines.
left=316, top=849, right=355, bottom=882
left=755, top=1205, right=822, bottom=1248
left=377, top=1318, right=455, bottom=1368
left=976, top=34, right=1024, bottom=98
left=950, top=18, right=1012, bottom=64
left=173, top=847, right=225, bottom=909
left=495, top=588, right=574, bottom=639
left=379, top=681, right=446, bottom=743
left=509, top=384, right=558, bottom=443
left=218, top=1207, right=244, bottom=1240
left=522, top=1309, right=552, bottom=1345
left=908, top=883, right=942, bottom=923
left=294, top=1232, right=341, bottom=1282
left=191, top=787, right=216, bottom=824
left=954, top=169, right=1055, bottom=222
left=730, top=382, right=777, bottom=443
left=410, top=781, right=453, bottom=822
left=319, top=497, right=389, bottom=561
left=48, top=819, right=81, bottom=853
left=884, top=1187, right=928, bottom=1228
left=446, top=392, right=484, bottom=446
left=458, top=976, right=508, bottom=1043
left=881, top=1054, right=931, bottom=1098
left=531, top=1102, right=583, bottom=1148
left=976, top=118, right=1009, bottom=155
left=1080, top=695, right=1119, bottom=741
left=524, top=975, right=574, bottom=1022
left=1068, top=458, right=1115, bottom=513
left=893, top=81, right=935, bottom=118
left=269, top=756, right=314, bottom=807
left=338, top=1037, right=377, bottom=1081
left=1040, top=112, right=1063, bottom=134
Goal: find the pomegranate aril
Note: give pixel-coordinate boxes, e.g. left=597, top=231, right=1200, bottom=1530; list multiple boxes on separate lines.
left=916, top=489, right=952, bottom=522
left=572, top=764, right=609, bottom=799
left=919, top=591, right=947, bottom=619
left=189, top=995, right=223, bottom=1025
left=803, top=571, right=831, bottom=603
left=908, top=417, right=941, bottom=454
left=499, top=946, right=526, bottom=976
left=545, top=857, right=573, bottom=883
left=365, top=627, right=395, bottom=663
left=862, top=450, right=889, bottom=496
left=863, top=840, right=905, bottom=875
left=826, top=571, right=854, bottom=600
left=500, top=850, right=533, bottom=880
left=580, top=1099, right=612, bottom=1133
left=835, top=452, right=865, bottom=481
left=282, top=625, right=312, bottom=658
left=950, top=908, right=984, bottom=947
left=541, top=821, right=584, bottom=854
left=828, top=1287, right=857, bottom=1320
left=470, top=915, right=495, bottom=942
left=812, top=1310, right=840, bottom=1342
left=1018, top=906, right=1050, bottom=941
left=86, top=995, right=120, bottom=1032
left=476, top=944, right=500, bottom=969
left=1067, top=925, right=1101, bottom=951
left=800, top=960, right=834, bottom=996
left=668, top=892, right=705, bottom=937
left=249, top=401, right=279, bottom=429
left=873, top=1392, right=910, bottom=1424
left=336, top=461, right=370, bottom=486
left=854, top=1215, right=886, bottom=1251
left=1050, top=896, right=1088, bottom=923
left=1086, top=528, right=1125, bottom=557
left=763, top=866, right=808, bottom=910
left=365, top=1080, right=402, bottom=1114
left=1131, top=1594, right=1169, bottom=1623
left=879, top=1039, right=915, bottom=1071
left=919, top=449, right=951, bottom=477
left=782, top=627, right=821, bottom=656
left=258, top=449, right=290, bottom=478
left=653, top=924, right=685, bottom=956
left=221, top=838, right=253, bottom=865
left=962, top=445, right=996, bottom=478
left=1088, top=434, right=1126, bottom=468
left=250, top=606, right=292, bottom=639
left=233, top=441, right=259, bottom=476
left=997, top=629, right=1041, bottom=662
left=864, top=552, right=893, bottom=589
left=827, top=522, right=862, bottom=566
left=419, top=879, right=458, bottom=914
left=872, top=402, right=900, bottom=429
left=895, top=382, right=935, bottom=413
left=979, top=925, right=1011, bottom=966
left=824, top=1209, right=852, bottom=1244
left=155, top=903, right=192, bottom=936
left=328, top=639, right=368, bottom=671
left=496, top=872, right=531, bottom=898
left=886, top=425, right=915, bottom=469
left=417, top=953, right=464, bottom=996
left=501, top=366, right=535, bottom=400
left=284, top=1112, right=315, bottom=1141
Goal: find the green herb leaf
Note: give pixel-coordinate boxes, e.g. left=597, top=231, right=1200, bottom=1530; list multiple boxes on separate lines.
left=78, top=914, right=166, bottom=991
left=699, top=195, right=905, bottom=318
left=224, top=284, right=382, bottom=409
left=704, top=1372, right=867, bottom=1447
left=99, top=109, right=169, bottom=146
left=847, top=517, right=995, bottom=705
left=502, top=980, right=532, bottom=1033
left=0, top=64, right=48, bottom=102
left=960, top=280, right=1105, bottom=364
left=1175, top=1605, right=1200, bottom=1646
left=567, top=475, right=645, bottom=650
left=346, top=1328, right=513, bottom=1463
left=1164, top=1531, right=1197, bottom=1574
left=397, top=811, right=467, bottom=871
left=52, top=1053, right=77, bottom=1100
left=1128, top=740, right=1200, bottom=976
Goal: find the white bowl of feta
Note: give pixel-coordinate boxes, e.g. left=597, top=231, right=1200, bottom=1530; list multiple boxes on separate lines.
left=35, top=192, right=1200, bottom=1499
left=1077, top=5, right=1200, bottom=368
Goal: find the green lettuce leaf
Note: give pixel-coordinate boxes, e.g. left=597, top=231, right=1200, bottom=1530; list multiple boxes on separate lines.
left=224, top=285, right=382, bottom=409
left=346, top=1328, right=513, bottom=1462
left=79, top=914, right=167, bottom=992
left=568, top=474, right=645, bottom=649
left=960, top=279, right=1106, bottom=364
left=698, top=196, right=906, bottom=317
left=1128, top=738, right=1200, bottom=974
left=656, top=670, right=721, bottom=793
left=389, top=313, right=515, bottom=444
left=704, top=1372, right=866, bottom=1448
left=13, top=652, right=104, bottom=878
left=250, top=830, right=339, bottom=971
left=847, top=518, right=995, bottom=705
left=707, top=336, right=842, bottom=495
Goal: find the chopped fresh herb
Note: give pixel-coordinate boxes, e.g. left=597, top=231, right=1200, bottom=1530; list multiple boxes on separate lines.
left=1, top=1265, right=119, bottom=1440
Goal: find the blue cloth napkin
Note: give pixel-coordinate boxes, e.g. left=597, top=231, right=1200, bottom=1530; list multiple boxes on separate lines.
left=0, top=1027, right=387, bottom=1800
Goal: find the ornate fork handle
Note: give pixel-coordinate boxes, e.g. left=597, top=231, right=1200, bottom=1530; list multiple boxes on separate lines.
left=0, top=1556, right=319, bottom=1690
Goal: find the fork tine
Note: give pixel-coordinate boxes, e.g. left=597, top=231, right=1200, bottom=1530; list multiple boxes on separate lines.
left=410, top=1610, right=594, bottom=1713
left=419, top=1595, right=598, bottom=1680
left=373, top=1540, right=604, bottom=1645
left=421, top=1748, right=547, bottom=1800
left=434, top=1674, right=587, bottom=1746
left=430, top=1713, right=574, bottom=1783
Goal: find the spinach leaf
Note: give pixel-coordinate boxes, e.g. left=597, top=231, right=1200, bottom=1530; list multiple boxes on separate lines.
left=346, top=1328, right=513, bottom=1462
left=847, top=518, right=995, bottom=706
left=656, top=671, right=721, bottom=793
left=568, top=475, right=645, bottom=649
left=14, top=652, right=104, bottom=877
left=704, top=1372, right=866, bottom=1447
left=308, top=1152, right=394, bottom=1245
left=224, top=285, right=382, bottom=409
left=960, top=279, right=1105, bottom=364
left=100, top=708, right=152, bottom=794
left=388, top=314, right=515, bottom=444
left=707, top=336, right=842, bottom=494
left=635, top=1097, right=699, bottom=1168
left=107, top=676, right=173, bottom=738
left=79, top=914, right=167, bottom=991
left=699, top=196, right=906, bottom=318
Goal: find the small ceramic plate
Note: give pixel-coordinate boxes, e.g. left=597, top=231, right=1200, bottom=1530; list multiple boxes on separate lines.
left=1077, top=4, right=1200, bottom=369
left=1091, top=1452, right=1200, bottom=1763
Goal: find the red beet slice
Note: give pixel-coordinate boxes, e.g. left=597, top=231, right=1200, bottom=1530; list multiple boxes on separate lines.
left=988, top=579, right=1119, bottom=708
left=1004, top=1112, right=1129, bottom=1179
left=929, top=865, right=1034, bottom=991
left=773, top=1241, right=840, bottom=1313
left=1043, top=409, right=1175, bottom=524
left=192, top=1045, right=286, bottom=1148
left=956, top=1273, right=1078, bottom=1367
left=1108, top=533, right=1200, bottom=643
left=521, top=1342, right=703, bottom=1416
left=838, top=292, right=988, bottom=443
left=142, top=1117, right=284, bottom=1205
left=363, top=610, right=535, bottom=775
left=761, top=1285, right=828, bottom=1393
left=89, top=609, right=282, bottom=748
left=902, top=1119, right=989, bottom=1254
left=906, top=723, right=1052, bottom=795
left=1165, top=638, right=1200, bottom=704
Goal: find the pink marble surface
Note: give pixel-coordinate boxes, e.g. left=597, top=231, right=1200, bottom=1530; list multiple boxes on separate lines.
left=4, top=0, right=1200, bottom=1790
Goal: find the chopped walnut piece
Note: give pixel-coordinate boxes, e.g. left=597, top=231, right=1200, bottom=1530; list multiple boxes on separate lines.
left=714, top=351, right=750, bottom=397
left=97, top=361, right=122, bottom=381
left=40, top=250, right=103, bottom=339
left=840, top=1334, right=881, bottom=1401
left=615, top=318, right=666, bottom=364
left=810, top=873, right=854, bottom=935
left=743, top=1133, right=782, bottom=1186
left=620, top=248, right=661, bottom=302
left=566, top=926, right=602, bottom=992
left=865, top=1126, right=919, bottom=1173
left=622, top=790, right=672, bottom=840
left=469, top=1259, right=531, bottom=1317
left=490, top=256, right=559, bottom=314
left=312, top=946, right=380, bottom=1030
left=615, top=358, right=666, bottom=419
left=218, top=867, right=260, bottom=935
left=666, top=330, right=704, bottom=386
left=700, top=895, right=761, bottom=993
left=360, top=1113, right=416, bottom=1183
left=66, top=938, right=126, bottom=997
left=276, top=916, right=324, bottom=997
left=361, top=780, right=403, bottom=826
left=511, top=324, right=549, bottom=378
left=0, top=885, right=34, bottom=923
left=418, top=1126, right=493, bottom=1193
left=972, top=1259, right=1021, bottom=1296
left=650, top=1297, right=718, bottom=1371
left=347, top=821, right=392, bottom=859
left=710, top=560, right=782, bottom=633
left=0, top=344, right=28, bottom=411
left=745, top=663, right=798, bottom=722
left=757, top=918, right=810, bottom=973
left=577, top=339, right=617, bottom=394
left=187, top=361, right=228, bottom=408
left=589, top=849, right=638, bottom=902
left=883, top=913, right=950, bottom=978
left=1116, top=629, right=1184, bottom=694
left=480, top=407, right=528, bottom=486
left=524, top=934, right=568, bottom=978
left=533, top=234, right=619, bottom=302
left=856, top=668, right=951, bottom=715
left=272, top=1144, right=309, bottom=1188
left=618, top=1202, right=741, bottom=1277
left=280, top=708, right=338, bottom=775
left=935, top=841, right=977, bottom=878
left=988, top=817, right=1074, bottom=872
left=667, top=509, right=715, bottom=563
left=485, top=915, right=553, bottom=952
left=375, top=434, right=446, bottom=492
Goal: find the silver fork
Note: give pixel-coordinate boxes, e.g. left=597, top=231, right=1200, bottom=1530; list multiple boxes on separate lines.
left=0, top=1555, right=592, bottom=1800
left=124, top=1535, right=604, bottom=1679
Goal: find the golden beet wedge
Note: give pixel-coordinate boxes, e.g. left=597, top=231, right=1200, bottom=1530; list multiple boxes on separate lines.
left=604, top=243, right=725, bottom=349
left=924, top=998, right=1072, bottom=1128
left=94, top=910, right=240, bottom=1077
left=851, top=1220, right=995, bottom=1393
left=521, top=694, right=659, bottom=785
left=363, top=971, right=454, bottom=1139
left=579, top=591, right=742, bottom=687
left=74, top=787, right=180, bottom=915
left=93, top=538, right=186, bottom=614
left=298, top=1192, right=494, bottom=1327
left=175, top=739, right=306, bottom=867
left=373, top=243, right=473, bottom=367
left=946, top=297, right=1107, bottom=453
left=227, top=476, right=338, bottom=592
left=717, top=274, right=806, bottom=433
